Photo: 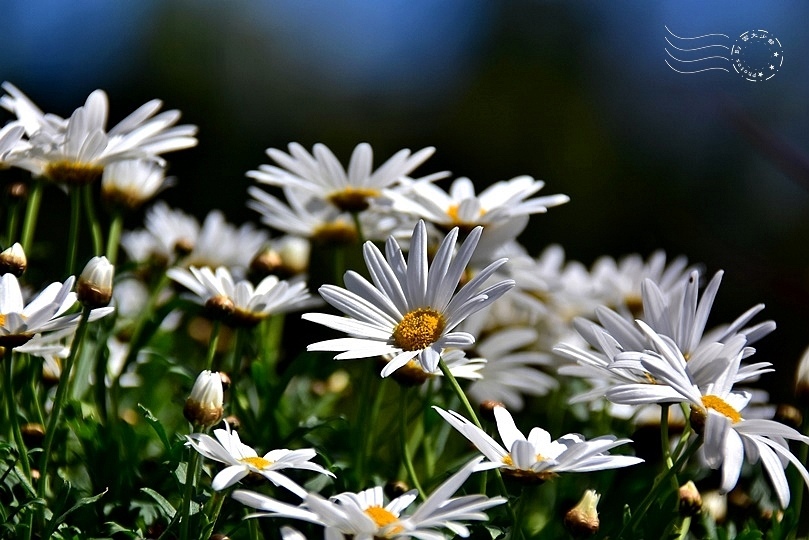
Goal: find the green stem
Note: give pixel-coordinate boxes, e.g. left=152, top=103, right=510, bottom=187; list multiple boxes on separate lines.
left=261, top=314, right=285, bottom=367
left=19, top=178, right=43, bottom=253
left=105, top=210, right=124, bottom=266
left=65, top=187, right=82, bottom=276
left=179, top=437, right=202, bottom=540
left=37, top=308, right=92, bottom=530
left=788, top=412, right=809, bottom=539
left=205, top=321, right=221, bottom=372
left=116, top=271, right=171, bottom=392
left=660, top=404, right=680, bottom=493
left=437, top=357, right=516, bottom=524
left=438, top=358, right=482, bottom=430
left=676, top=516, right=692, bottom=540
left=201, top=489, right=227, bottom=539
left=617, top=434, right=703, bottom=539
left=83, top=184, right=103, bottom=256
left=230, top=327, right=246, bottom=377
left=353, top=362, right=374, bottom=487
left=400, top=387, right=425, bottom=499
left=350, top=211, right=367, bottom=245
left=6, top=198, right=20, bottom=247
left=4, top=348, right=31, bottom=481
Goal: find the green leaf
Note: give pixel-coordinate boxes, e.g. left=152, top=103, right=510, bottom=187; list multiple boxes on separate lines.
left=137, top=404, right=172, bottom=453
left=43, top=488, right=109, bottom=539
left=140, top=487, right=176, bottom=519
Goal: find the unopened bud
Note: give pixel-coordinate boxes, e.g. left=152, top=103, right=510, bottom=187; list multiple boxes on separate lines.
left=204, top=295, right=235, bottom=322
left=796, top=345, right=809, bottom=405
left=564, top=489, right=600, bottom=537
left=77, top=256, right=114, bottom=308
left=385, top=480, right=410, bottom=499
left=0, top=243, right=26, bottom=276
left=21, top=423, right=45, bottom=448
left=183, top=370, right=224, bottom=428
left=775, top=404, right=803, bottom=430
left=678, top=480, right=702, bottom=516
left=701, top=491, right=727, bottom=523
left=7, top=182, right=27, bottom=200
left=479, top=400, right=505, bottom=422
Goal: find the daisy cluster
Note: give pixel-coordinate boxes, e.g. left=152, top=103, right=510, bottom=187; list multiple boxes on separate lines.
left=1, top=81, right=808, bottom=540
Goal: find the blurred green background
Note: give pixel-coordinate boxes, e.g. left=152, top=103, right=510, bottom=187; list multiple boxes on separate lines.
left=3, top=0, right=809, bottom=400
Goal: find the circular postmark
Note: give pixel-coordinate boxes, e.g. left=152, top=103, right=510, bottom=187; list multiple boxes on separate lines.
left=730, top=30, right=783, bottom=82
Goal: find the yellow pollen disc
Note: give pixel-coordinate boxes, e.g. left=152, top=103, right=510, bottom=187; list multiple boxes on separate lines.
left=327, top=187, right=380, bottom=212
left=312, top=220, right=358, bottom=245
left=446, top=204, right=486, bottom=225
left=0, top=314, right=5, bottom=326
left=701, top=395, right=742, bottom=423
left=240, top=456, right=273, bottom=469
left=502, top=454, right=514, bottom=466
left=46, top=161, right=104, bottom=185
left=365, top=505, right=398, bottom=528
left=392, top=308, right=445, bottom=351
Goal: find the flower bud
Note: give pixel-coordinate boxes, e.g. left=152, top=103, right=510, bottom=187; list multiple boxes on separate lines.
left=183, top=370, right=224, bottom=428
left=678, top=480, right=702, bottom=516
left=0, top=243, right=27, bottom=276
left=564, top=490, right=600, bottom=537
left=77, top=256, right=114, bottom=308
left=796, top=345, right=809, bottom=404
left=479, top=400, right=506, bottom=422
left=384, top=480, right=410, bottom=499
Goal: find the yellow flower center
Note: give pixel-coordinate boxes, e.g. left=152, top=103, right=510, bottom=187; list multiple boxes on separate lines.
left=327, top=187, right=381, bottom=212
left=393, top=308, right=445, bottom=351
left=240, top=456, right=273, bottom=470
left=366, top=505, right=398, bottom=527
left=501, top=453, right=557, bottom=484
left=447, top=204, right=486, bottom=224
left=0, top=314, right=5, bottom=326
left=312, top=220, right=358, bottom=245
left=701, top=395, right=742, bottom=423
left=46, top=161, right=104, bottom=185
left=365, top=505, right=403, bottom=536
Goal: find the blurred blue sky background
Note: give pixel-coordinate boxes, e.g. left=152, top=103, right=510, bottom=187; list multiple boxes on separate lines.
left=3, top=0, right=809, bottom=394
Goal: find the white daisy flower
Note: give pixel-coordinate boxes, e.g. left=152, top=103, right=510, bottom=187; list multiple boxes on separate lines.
left=247, top=142, right=439, bottom=212
left=248, top=185, right=360, bottom=244
left=588, top=250, right=694, bottom=316
left=386, top=175, right=569, bottom=258
left=303, top=220, right=515, bottom=377
left=605, top=321, right=809, bottom=507
left=233, top=456, right=504, bottom=539
left=465, top=327, right=558, bottom=411
left=167, top=265, right=311, bottom=327
left=384, top=348, right=487, bottom=387
left=2, top=84, right=197, bottom=184
left=121, top=202, right=200, bottom=266
left=554, top=269, right=776, bottom=402
left=388, top=175, right=569, bottom=231
left=0, top=273, right=114, bottom=348
left=186, top=421, right=332, bottom=496
left=122, top=203, right=269, bottom=272
left=182, top=210, right=269, bottom=272
left=433, top=406, right=643, bottom=483
left=101, top=158, right=174, bottom=210
left=1, top=81, right=66, bottom=138
left=0, top=121, right=27, bottom=168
